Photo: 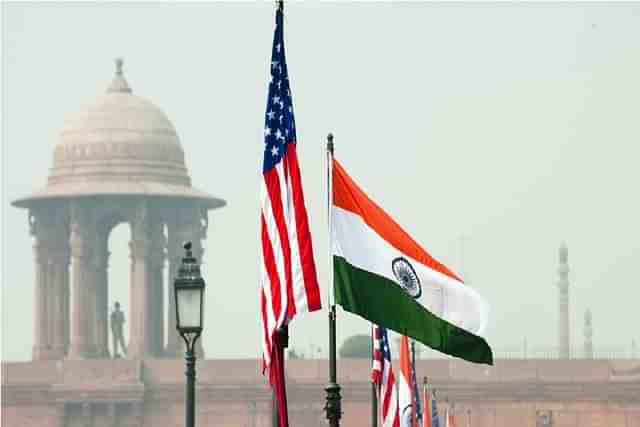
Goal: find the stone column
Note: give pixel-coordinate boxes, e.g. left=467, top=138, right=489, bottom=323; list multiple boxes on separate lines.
left=49, top=206, right=70, bottom=359
left=29, top=210, right=50, bottom=360
left=149, top=221, right=166, bottom=356
left=165, top=212, right=184, bottom=357
left=557, top=243, right=570, bottom=359
left=49, top=249, right=70, bottom=358
left=93, top=229, right=110, bottom=358
left=67, top=204, right=95, bottom=359
left=128, top=201, right=153, bottom=359
left=190, top=229, right=206, bottom=359
left=63, top=253, right=70, bottom=356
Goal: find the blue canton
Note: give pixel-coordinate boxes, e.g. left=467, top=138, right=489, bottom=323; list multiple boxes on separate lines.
left=263, top=9, right=296, bottom=173
left=380, top=326, right=392, bottom=361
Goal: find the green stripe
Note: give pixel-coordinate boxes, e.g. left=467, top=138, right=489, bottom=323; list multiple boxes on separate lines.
left=334, top=255, right=493, bottom=365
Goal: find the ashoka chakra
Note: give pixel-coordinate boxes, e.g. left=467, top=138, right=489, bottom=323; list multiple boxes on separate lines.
left=392, top=257, right=421, bottom=299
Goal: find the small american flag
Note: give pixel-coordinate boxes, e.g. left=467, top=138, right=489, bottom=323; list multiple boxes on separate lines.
left=372, top=325, right=400, bottom=427
left=259, top=3, right=321, bottom=375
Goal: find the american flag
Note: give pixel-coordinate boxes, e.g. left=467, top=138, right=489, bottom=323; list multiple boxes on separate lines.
left=372, top=325, right=400, bottom=427
left=260, top=4, right=321, bottom=373
left=431, top=390, right=441, bottom=427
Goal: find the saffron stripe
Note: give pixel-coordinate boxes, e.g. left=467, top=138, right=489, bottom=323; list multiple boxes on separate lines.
left=332, top=159, right=463, bottom=284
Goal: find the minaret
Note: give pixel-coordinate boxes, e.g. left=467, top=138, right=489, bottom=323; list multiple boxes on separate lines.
left=557, top=243, right=571, bottom=359
left=584, top=309, right=593, bottom=359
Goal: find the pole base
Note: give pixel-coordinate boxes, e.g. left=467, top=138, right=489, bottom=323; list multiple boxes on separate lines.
left=324, top=382, right=342, bottom=426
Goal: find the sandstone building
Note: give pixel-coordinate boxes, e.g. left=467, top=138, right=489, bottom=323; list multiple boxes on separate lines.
left=2, top=61, right=639, bottom=427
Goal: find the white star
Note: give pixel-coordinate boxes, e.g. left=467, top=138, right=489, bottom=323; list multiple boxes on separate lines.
left=285, top=129, right=289, bottom=136
left=271, top=60, right=279, bottom=69
left=275, top=129, right=283, bottom=140
left=288, top=106, right=293, bottom=113
left=277, top=80, right=282, bottom=89
left=271, top=145, right=279, bottom=156
left=273, top=96, right=280, bottom=105
left=264, top=127, right=271, bottom=136
left=279, top=101, right=284, bottom=109
left=276, top=43, right=281, bottom=53
left=278, top=65, right=282, bottom=74
left=279, top=115, right=284, bottom=124
left=267, top=110, right=275, bottom=120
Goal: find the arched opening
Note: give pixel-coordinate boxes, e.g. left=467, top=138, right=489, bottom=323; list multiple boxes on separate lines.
left=108, top=222, right=132, bottom=358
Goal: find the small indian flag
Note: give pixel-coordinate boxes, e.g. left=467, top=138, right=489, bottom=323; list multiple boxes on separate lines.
left=331, top=159, right=493, bottom=365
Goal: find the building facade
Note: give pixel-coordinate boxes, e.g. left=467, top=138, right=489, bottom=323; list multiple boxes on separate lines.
left=2, top=358, right=640, bottom=427
left=3, top=61, right=639, bottom=427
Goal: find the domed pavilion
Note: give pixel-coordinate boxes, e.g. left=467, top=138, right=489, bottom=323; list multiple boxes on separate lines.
left=12, top=59, right=225, bottom=360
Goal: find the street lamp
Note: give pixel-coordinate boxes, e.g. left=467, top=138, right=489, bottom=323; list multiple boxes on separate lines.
left=174, top=241, right=205, bottom=427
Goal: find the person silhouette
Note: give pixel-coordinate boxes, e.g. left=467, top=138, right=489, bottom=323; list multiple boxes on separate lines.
left=110, top=301, right=127, bottom=358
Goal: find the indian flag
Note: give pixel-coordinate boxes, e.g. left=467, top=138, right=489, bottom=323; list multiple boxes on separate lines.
left=331, top=159, right=493, bottom=365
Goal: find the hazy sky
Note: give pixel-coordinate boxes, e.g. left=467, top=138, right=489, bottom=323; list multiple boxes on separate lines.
left=2, top=2, right=639, bottom=362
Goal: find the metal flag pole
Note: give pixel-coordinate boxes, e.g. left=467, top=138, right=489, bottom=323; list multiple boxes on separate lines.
left=324, top=133, right=342, bottom=427
left=271, top=326, right=289, bottom=427
left=411, top=339, right=418, bottom=424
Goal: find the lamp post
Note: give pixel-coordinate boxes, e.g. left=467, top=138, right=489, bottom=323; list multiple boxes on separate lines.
left=174, top=241, right=205, bottom=427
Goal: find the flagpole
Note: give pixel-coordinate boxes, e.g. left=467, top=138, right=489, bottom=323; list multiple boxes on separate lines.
left=325, top=133, right=342, bottom=427
left=272, top=326, right=289, bottom=427
left=411, top=340, right=420, bottom=426
left=270, top=3, right=288, bottom=425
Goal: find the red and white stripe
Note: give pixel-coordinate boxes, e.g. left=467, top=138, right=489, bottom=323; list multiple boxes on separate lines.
left=371, top=325, right=383, bottom=384
left=373, top=325, right=400, bottom=427
left=445, top=405, right=456, bottom=427
left=260, top=143, right=321, bottom=373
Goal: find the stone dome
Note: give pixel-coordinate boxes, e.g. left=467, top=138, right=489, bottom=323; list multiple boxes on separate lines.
left=13, top=59, right=225, bottom=210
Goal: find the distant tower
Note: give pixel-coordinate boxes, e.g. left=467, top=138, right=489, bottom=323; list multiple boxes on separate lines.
left=557, top=243, right=571, bottom=359
left=584, top=309, right=593, bottom=359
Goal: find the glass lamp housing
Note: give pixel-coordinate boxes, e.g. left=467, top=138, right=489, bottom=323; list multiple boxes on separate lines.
left=174, top=242, right=205, bottom=334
